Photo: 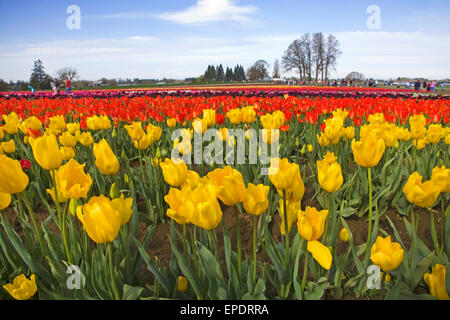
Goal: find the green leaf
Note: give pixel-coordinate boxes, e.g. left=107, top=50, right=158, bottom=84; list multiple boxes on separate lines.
left=131, top=236, right=170, bottom=295
left=122, top=284, right=144, bottom=300
left=412, top=251, right=435, bottom=289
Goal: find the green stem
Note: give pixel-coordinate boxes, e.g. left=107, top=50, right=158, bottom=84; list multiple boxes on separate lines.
left=107, top=243, right=120, bottom=300
left=365, top=167, right=373, bottom=262
left=253, top=215, right=257, bottom=284
left=282, top=190, right=290, bottom=266
left=235, top=206, right=242, bottom=278
left=61, top=200, right=72, bottom=264
left=301, top=249, right=309, bottom=297
left=440, top=198, right=446, bottom=254
left=50, top=170, right=62, bottom=228
left=19, top=193, right=47, bottom=256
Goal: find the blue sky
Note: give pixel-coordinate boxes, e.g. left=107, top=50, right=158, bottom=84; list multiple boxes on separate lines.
left=1, top=0, right=449, bottom=81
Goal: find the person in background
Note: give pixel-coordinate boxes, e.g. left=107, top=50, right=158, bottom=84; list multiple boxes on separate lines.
left=423, top=81, right=427, bottom=89
left=28, top=85, right=35, bottom=93
left=430, top=81, right=436, bottom=92
left=405, top=81, right=410, bottom=90
left=414, top=80, right=421, bottom=91
left=441, top=83, right=445, bottom=92
left=426, top=81, right=431, bottom=91
left=65, top=77, right=72, bottom=94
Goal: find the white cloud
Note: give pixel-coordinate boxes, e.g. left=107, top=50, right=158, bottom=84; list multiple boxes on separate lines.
left=156, top=0, right=257, bottom=24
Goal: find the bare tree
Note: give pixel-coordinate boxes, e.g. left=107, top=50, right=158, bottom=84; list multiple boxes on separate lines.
left=56, top=67, right=79, bottom=82
left=312, top=33, right=325, bottom=82
left=301, top=33, right=313, bottom=81
left=282, top=39, right=305, bottom=81
left=247, top=60, right=270, bottom=81
left=272, top=59, right=281, bottom=78
left=323, top=35, right=341, bottom=82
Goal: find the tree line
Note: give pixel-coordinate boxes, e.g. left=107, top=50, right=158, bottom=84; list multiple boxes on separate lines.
left=203, top=64, right=246, bottom=82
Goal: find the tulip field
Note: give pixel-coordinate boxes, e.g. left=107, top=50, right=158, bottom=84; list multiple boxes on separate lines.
left=0, top=85, right=449, bottom=301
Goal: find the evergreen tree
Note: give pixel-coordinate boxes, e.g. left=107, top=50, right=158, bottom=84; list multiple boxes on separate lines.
left=225, top=67, right=233, bottom=82
left=233, top=65, right=239, bottom=81
left=216, top=64, right=224, bottom=82
left=29, top=59, right=51, bottom=90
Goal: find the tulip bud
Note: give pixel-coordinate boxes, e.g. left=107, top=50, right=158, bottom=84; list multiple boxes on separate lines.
left=339, top=228, right=350, bottom=242
left=69, top=198, right=78, bottom=216
left=177, top=276, right=188, bottom=292
left=110, top=182, right=119, bottom=199
left=121, top=150, right=126, bottom=160
left=300, top=144, right=306, bottom=155
left=156, top=147, right=161, bottom=159
left=161, top=148, right=167, bottom=157
left=124, top=173, right=129, bottom=184
left=112, top=127, right=117, bottom=138
left=295, top=137, right=300, bottom=147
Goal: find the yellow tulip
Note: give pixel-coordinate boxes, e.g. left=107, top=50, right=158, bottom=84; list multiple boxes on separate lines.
left=19, top=116, right=42, bottom=134
left=243, top=183, right=270, bottom=216
left=0, top=139, right=15, bottom=154
left=424, top=264, right=450, bottom=300
left=272, top=110, right=285, bottom=128
left=147, top=124, right=162, bottom=144
left=268, top=158, right=300, bottom=191
left=227, top=109, right=242, bottom=125
left=351, top=132, right=385, bottom=168
left=52, top=159, right=92, bottom=200
left=382, top=123, right=398, bottom=147
left=165, top=178, right=223, bottom=230
left=431, top=166, right=450, bottom=193
left=59, top=131, right=77, bottom=148
left=0, top=192, right=11, bottom=210
left=242, top=106, right=256, bottom=123
left=317, top=152, right=343, bottom=193
left=76, top=131, right=94, bottom=147
left=67, top=122, right=80, bottom=135
left=192, top=118, right=207, bottom=134
left=167, top=118, right=177, bottom=128
left=297, top=206, right=328, bottom=241
left=60, top=146, right=75, bottom=161
left=403, top=172, right=441, bottom=207
left=202, top=109, right=216, bottom=127
left=77, top=195, right=122, bottom=243
left=133, top=134, right=151, bottom=150
left=111, top=193, right=133, bottom=226
left=307, top=144, right=314, bottom=152
left=207, top=166, right=246, bottom=206
left=409, top=114, right=427, bottom=140
left=307, top=240, right=332, bottom=270
left=279, top=200, right=300, bottom=235
left=425, top=124, right=444, bottom=144
left=48, top=115, right=67, bottom=131
left=124, top=122, right=145, bottom=141
left=370, top=236, right=404, bottom=272
left=323, top=116, right=344, bottom=144
left=332, top=108, right=349, bottom=121
left=260, top=113, right=276, bottom=129
left=413, top=138, right=427, bottom=150
left=317, top=133, right=330, bottom=147
left=160, top=158, right=188, bottom=187
left=2, top=112, right=20, bottom=134
left=93, top=139, right=120, bottom=175
left=339, top=228, right=350, bottom=242
left=182, top=170, right=201, bottom=189
left=0, top=155, right=29, bottom=194
left=29, top=133, right=62, bottom=170
left=368, top=113, right=385, bottom=124
left=3, top=274, right=37, bottom=300
left=177, top=276, right=188, bottom=292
